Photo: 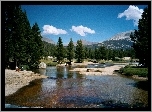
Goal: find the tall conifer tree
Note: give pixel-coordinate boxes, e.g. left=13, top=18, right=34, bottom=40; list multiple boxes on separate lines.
left=67, top=38, right=74, bottom=65
left=56, top=37, right=64, bottom=64
left=75, top=40, right=84, bottom=63
left=4, top=5, right=43, bottom=69
left=130, top=7, right=149, bottom=67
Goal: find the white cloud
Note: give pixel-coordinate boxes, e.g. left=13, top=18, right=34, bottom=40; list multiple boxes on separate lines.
left=42, top=25, right=67, bottom=35
left=70, top=25, right=95, bottom=36
left=117, top=5, right=144, bottom=26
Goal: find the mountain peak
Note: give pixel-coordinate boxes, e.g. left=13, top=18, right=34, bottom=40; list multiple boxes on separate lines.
left=109, top=30, right=134, bottom=41
left=80, top=39, right=98, bottom=45
left=100, top=30, right=134, bottom=49
left=72, top=39, right=98, bottom=46
left=42, top=37, right=55, bottom=44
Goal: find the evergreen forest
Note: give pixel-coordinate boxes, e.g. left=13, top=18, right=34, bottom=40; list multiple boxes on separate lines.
left=4, top=5, right=149, bottom=69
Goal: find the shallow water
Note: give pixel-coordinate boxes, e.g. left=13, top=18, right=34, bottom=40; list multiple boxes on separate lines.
left=5, top=66, right=148, bottom=108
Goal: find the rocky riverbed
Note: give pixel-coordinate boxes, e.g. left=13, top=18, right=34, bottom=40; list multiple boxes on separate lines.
left=5, top=63, right=147, bottom=97
left=5, top=65, right=149, bottom=108
left=5, top=69, right=48, bottom=96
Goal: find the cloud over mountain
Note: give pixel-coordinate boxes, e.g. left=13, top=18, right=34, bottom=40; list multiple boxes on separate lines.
left=117, top=5, right=144, bottom=26
left=42, top=25, right=67, bottom=35
left=70, top=25, right=95, bottom=36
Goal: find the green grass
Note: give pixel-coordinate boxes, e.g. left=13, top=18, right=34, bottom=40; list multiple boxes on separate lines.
left=113, top=60, right=128, bottom=63
left=119, top=65, right=148, bottom=77
left=39, top=59, right=58, bottom=66
left=46, top=62, right=58, bottom=66
left=20, top=65, right=30, bottom=70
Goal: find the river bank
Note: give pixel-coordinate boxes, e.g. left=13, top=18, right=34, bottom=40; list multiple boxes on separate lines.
left=5, top=69, right=48, bottom=96
left=5, top=64, right=149, bottom=108
left=5, top=62, right=147, bottom=96
left=56, top=62, right=93, bottom=67
left=70, top=64, right=126, bottom=76
left=5, top=66, right=148, bottom=108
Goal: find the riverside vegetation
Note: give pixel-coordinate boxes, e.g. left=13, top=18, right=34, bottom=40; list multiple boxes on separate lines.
left=4, top=5, right=148, bottom=70
left=4, top=5, right=137, bottom=70
left=4, top=4, right=149, bottom=108
left=119, top=65, right=148, bottom=78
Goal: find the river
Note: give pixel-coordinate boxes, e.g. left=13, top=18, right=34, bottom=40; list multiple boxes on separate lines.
left=5, top=65, right=148, bottom=108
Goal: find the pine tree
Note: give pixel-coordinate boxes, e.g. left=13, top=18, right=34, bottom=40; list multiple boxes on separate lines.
left=88, top=48, right=92, bottom=59
left=20, top=10, right=33, bottom=66
left=84, top=47, right=89, bottom=59
left=75, top=40, right=84, bottom=63
left=94, top=47, right=99, bottom=60
left=28, top=23, right=43, bottom=68
left=98, top=46, right=106, bottom=60
left=89, top=48, right=95, bottom=59
left=4, top=5, right=30, bottom=68
left=130, top=7, right=149, bottom=67
left=107, top=49, right=112, bottom=60
left=4, top=4, right=43, bottom=69
left=42, top=41, right=56, bottom=57
left=67, top=38, right=74, bottom=65
left=105, top=48, right=108, bottom=60
left=4, top=5, right=16, bottom=68
left=56, top=37, right=64, bottom=64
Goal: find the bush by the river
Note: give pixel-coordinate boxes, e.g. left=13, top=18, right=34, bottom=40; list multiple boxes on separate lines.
left=98, top=59, right=113, bottom=64
left=113, top=60, right=128, bottom=63
left=20, top=65, right=29, bottom=70
left=47, top=62, right=58, bottom=66
left=119, top=65, right=148, bottom=77
left=40, top=59, right=58, bottom=66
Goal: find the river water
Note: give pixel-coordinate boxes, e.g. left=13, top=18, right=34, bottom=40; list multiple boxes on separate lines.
left=5, top=65, right=148, bottom=108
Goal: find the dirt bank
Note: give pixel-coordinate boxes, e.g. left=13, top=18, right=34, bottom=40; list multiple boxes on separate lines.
left=5, top=69, right=48, bottom=96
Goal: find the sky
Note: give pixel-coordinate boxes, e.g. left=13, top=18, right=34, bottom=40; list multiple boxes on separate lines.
left=21, top=4, right=147, bottom=45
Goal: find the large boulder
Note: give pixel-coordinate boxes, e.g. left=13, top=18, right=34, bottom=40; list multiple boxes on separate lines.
left=39, top=62, right=47, bottom=69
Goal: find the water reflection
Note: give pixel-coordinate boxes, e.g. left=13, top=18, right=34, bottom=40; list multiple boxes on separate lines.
left=36, top=66, right=82, bottom=79
left=5, top=66, right=148, bottom=108
left=42, top=79, right=57, bottom=91
left=39, top=69, right=46, bottom=75
left=5, top=79, right=43, bottom=107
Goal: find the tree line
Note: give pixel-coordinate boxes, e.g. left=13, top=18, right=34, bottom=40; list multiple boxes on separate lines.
left=43, top=37, right=136, bottom=64
left=4, top=5, right=43, bottom=69
left=4, top=4, right=148, bottom=69
left=48, top=6, right=149, bottom=67
left=130, top=7, right=149, bottom=67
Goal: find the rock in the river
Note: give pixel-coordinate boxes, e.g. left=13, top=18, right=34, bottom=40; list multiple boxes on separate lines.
left=39, top=62, right=47, bottom=68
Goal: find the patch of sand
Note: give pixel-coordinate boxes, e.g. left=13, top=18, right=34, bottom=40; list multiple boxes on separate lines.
left=70, top=65, right=125, bottom=76
left=56, top=62, right=94, bottom=67
left=5, top=69, right=48, bottom=96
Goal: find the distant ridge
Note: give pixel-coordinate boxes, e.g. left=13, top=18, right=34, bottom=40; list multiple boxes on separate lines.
left=42, top=37, right=55, bottom=44
left=108, top=30, right=134, bottom=41
left=73, top=39, right=98, bottom=46
left=42, top=30, right=135, bottom=50
left=99, top=30, right=134, bottom=49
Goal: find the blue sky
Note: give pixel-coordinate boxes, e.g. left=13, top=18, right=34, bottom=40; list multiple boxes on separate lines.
left=21, top=5, right=147, bottom=45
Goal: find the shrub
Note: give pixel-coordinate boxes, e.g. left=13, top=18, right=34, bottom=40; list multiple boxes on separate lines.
left=113, top=60, right=127, bottom=63
left=98, top=60, right=105, bottom=64
left=124, top=65, right=131, bottom=68
left=20, top=65, right=29, bottom=70
left=40, top=59, right=58, bottom=66
left=47, top=62, right=58, bottom=66
left=105, top=62, right=114, bottom=66
left=119, top=67, right=148, bottom=77
left=118, top=67, right=124, bottom=73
